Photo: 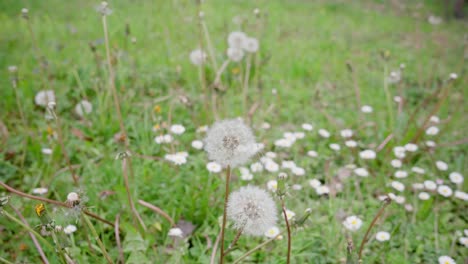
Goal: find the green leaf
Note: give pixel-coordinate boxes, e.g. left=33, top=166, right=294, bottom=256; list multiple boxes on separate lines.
left=417, top=198, right=433, bottom=221
left=123, top=227, right=148, bottom=253
left=127, top=251, right=151, bottom=264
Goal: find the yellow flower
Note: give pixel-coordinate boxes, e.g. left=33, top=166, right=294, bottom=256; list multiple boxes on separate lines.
left=153, top=105, right=161, bottom=113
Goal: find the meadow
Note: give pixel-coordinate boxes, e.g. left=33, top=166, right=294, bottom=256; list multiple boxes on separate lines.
left=0, top=0, right=467, bottom=263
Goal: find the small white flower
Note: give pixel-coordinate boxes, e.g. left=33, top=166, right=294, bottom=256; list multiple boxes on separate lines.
left=41, top=148, right=53, bottom=155
left=241, top=172, right=254, bottom=181
left=315, top=185, right=330, bottom=195
left=32, top=188, right=48, bottom=195
left=250, top=162, right=263, bottom=173
left=359, top=149, right=376, bottom=160
left=394, top=170, right=408, bottom=179
left=302, top=123, right=313, bottom=131
left=292, top=184, right=302, bottom=190
left=425, top=126, right=439, bottom=136
left=285, top=210, right=296, bottom=220
left=281, top=160, right=296, bottom=169
left=267, top=180, right=278, bottom=192
left=393, top=146, right=406, bottom=159
left=261, top=122, right=271, bottom=130
left=340, top=129, right=353, bottom=138
left=418, top=192, right=430, bottom=200
left=189, top=49, right=206, bottom=66
left=354, top=168, right=369, bottom=177
left=459, top=237, right=468, bottom=248
left=393, top=96, right=402, bottom=103
left=329, top=143, right=340, bottom=151
left=228, top=31, right=247, bottom=49
left=75, top=100, right=92, bottom=117
left=388, top=70, right=401, bottom=84
left=265, top=226, right=280, bottom=238
left=154, top=134, right=173, bottom=144
left=35, top=90, right=55, bottom=107
left=165, top=153, right=187, bottom=165
left=394, top=196, right=406, bottom=204
left=390, top=159, right=402, bottom=168
left=375, top=231, right=390, bottom=242
left=345, top=140, right=358, bottom=148
left=411, top=167, right=425, bottom=174
left=206, top=162, right=222, bottom=173
left=309, top=179, right=322, bottom=188
left=63, top=225, right=77, bottom=235
left=274, top=138, right=294, bottom=148
left=425, top=140, right=437, bottom=147
left=265, top=152, right=277, bottom=159
left=438, top=256, right=455, bottom=264
left=307, top=150, right=318, bottom=157
left=242, top=37, right=259, bottom=53
left=436, top=161, right=448, bottom=171
left=424, top=180, right=437, bottom=191
left=361, top=105, right=373, bottom=113
left=318, top=129, right=330, bottom=138
left=293, top=132, right=305, bottom=139
left=170, top=124, right=185, bottom=135
left=430, top=116, right=440, bottom=124
left=454, top=191, right=468, bottom=201
left=264, top=161, right=279, bottom=172
left=67, top=192, right=80, bottom=203
left=437, top=185, right=453, bottom=197
left=168, top=227, right=184, bottom=238
left=449, top=73, right=458, bottom=80
left=227, top=47, right=244, bottom=62
left=404, top=143, right=418, bottom=152
left=391, top=181, right=405, bottom=192
left=428, top=15, right=442, bottom=25
left=291, top=166, right=305, bottom=176
left=449, top=172, right=463, bottom=184
left=191, top=140, right=204, bottom=150
left=412, top=183, right=424, bottom=190
left=343, top=216, right=363, bottom=231
left=405, top=204, right=413, bottom=212
left=197, top=125, right=208, bottom=133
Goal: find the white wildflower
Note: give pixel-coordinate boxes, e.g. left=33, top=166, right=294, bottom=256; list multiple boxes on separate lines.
left=345, top=140, right=358, bottom=148
left=191, top=140, right=204, bottom=150
left=302, top=123, right=313, bottom=131
left=418, top=192, right=430, bottom=200
left=437, top=185, right=453, bottom=197
left=170, top=124, right=185, bottom=135
left=391, top=159, right=402, bottom=168
left=375, top=231, right=390, bottom=242
left=318, top=129, right=330, bottom=138
left=343, top=216, right=363, bottom=231
left=354, top=168, right=369, bottom=177
left=41, top=148, right=53, bottom=155
left=329, top=143, right=340, bottom=151
left=340, top=129, right=353, bottom=138
left=309, top=179, right=322, bottom=188
left=307, top=150, right=318, bottom=157
left=424, top=180, right=437, bottom=191
left=75, top=100, right=92, bottom=117
left=32, top=188, right=48, bottom=195
left=63, top=225, right=77, bottom=235
left=168, top=227, right=184, bottom=238
left=266, top=180, right=277, bottom=192
left=449, top=172, right=463, bottom=184
left=265, top=226, right=280, bottom=238
left=411, top=167, right=425, bottom=174
left=438, top=256, right=455, bottom=264
left=206, top=162, right=222, bottom=173
left=361, top=105, right=373, bottom=113
left=436, top=161, right=448, bottom=171
left=189, top=49, right=206, bottom=66
left=394, top=170, right=408, bottom=179
left=425, top=126, right=439, bottom=136
left=391, top=181, right=405, bottom=192
left=404, top=143, right=418, bottom=152
left=359, top=149, right=376, bottom=160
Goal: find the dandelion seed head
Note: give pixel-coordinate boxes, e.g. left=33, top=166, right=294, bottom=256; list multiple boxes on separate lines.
left=189, top=49, right=206, bottom=66
left=228, top=31, right=247, bottom=49
left=227, top=47, right=244, bottom=62
left=35, top=90, right=55, bottom=107
left=227, top=185, right=277, bottom=236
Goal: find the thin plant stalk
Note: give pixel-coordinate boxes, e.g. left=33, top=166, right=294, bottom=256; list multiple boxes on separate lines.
left=358, top=198, right=391, bottom=261
left=11, top=205, right=49, bottom=264
left=138, top=199, right=176, bottom=227
left=243, top=54, right=252, bottom=113
left=115, top=214, right=124, bottom=264
left=281, top=199, right=292, bottom=264
left=201, top=19, right=218, bottom=70
left=383, top=63, right=394, bottom=131
left=50, top=230, right=67, bottom=263
left=223, top=228, right=243, bottom=256
left=0, top=257, right=14, bottom=264
left=232, top=231, right=285, bottom=264
left=213, top=59, right=230, bottom=89
left=219, top=165, right=231, bottom=264
left=82, top=213, right=114, bottom=264
left=122, top=158, right=147, bottom=232
left=209, top=233, right=221, bottom=264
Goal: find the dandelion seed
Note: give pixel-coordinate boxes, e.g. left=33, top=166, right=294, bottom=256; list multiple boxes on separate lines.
left=227, top=31, right=247, bottom=49
left=191, top=140, right=204, bottom=150
left=189, top=49, right=206, bottom=66
left=75, top=100, right=92, bottom=117
left=34, top=90, right=55, bottom=107
left=206, top=162, right=222, bottom=173
left=265, top=226, right=280, bottom=238
left=438, top=256, right=455, bottom=264
left=170, top=124, right=185, bottom=135
left=318, top=129, right=330, bottom=138
left=302, top=123, right=313, bottom=131
left=436, top=161, right=448, bottom=171
left=359, top=149, right=376, bottom=160
left=418, top=192, right=430, bottom=200
left=168, top=227, right=184, bottom=238
left=32, top=188, right=48, bottom=195
left=204, top=119, right=257, bottom=168
left=63, top=225, right=77, bottom=235
left=426, top=126, right=439, bottom=136
left=375, top=231, right=390, bottom=242
left=437, top=185, right=453, bottom=197
left=227, top=47, right=244, bottom=62
left=361, top=105, right=373, bottom=113
left=227, top=186, right=278, bottom=236
left=449, top=172, right=463, bottom=184
left=354, top=168, right=369, bottom=177
left=343, top=216, right=363, bottom=231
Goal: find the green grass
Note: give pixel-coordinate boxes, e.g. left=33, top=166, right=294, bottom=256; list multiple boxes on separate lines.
left=0, top=0, right=467, bottom=263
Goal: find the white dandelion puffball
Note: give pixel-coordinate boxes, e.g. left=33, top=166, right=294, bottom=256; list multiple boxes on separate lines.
left=449, top=172, right=463, bottom=185
left=391, top=159, right=402, bottom=168
left=63, top=225, right=77, bottom=235
left=340, top=129, right=353, bottom=138
left=436, top=161, right=448, bottom=171
left=302, top=123, right=313, bottom=131
left=32, top=187, right=48, bottom=195
left=345, top=140, right=358, bottom=148
left=418, top=192, right=430, bottom=200
left=438, top=256, right=455, bottom=264
left=206, top=162, right=222, bottom=173
left=318, top=129, right=330, bottom=138
left=227, top=47, right=244, bottom=62
left=354, top=168, right=369, bottom=177
left=75, top=100, right=92, bottom=117
left=394, top=170, right=408, bottom=179
left=227, top=31, right=247, bottom=49
left=35, top=90, right=55, bottom=107
left=41, top=148, right=53, bottom=155
left=189, top=49, right=206, bottom=66
left=227, top=185, right=278, bottom=236
left=391, top=181, right=405, bottom=192
left=265, top=226, right=280, bottom=238
left=343, top=216, right=363, bottom=231
left=425, top=126, right=439, bottom=136
left=375, top=231, right=390, bottom=242
left=361, top=105, right=373, bottom=113
left=170, top=124, right=185, bottom=135
left=242, top=37, right=259, bottom=53
left=437, top=185, right=453, bottom=197
left=168, top=227, right=184, bottom=238
left=204, top=119, right=258, bottom=168
left=359, top=150, right=376, bottom=160
left=191, top=140, right=204, bottom=150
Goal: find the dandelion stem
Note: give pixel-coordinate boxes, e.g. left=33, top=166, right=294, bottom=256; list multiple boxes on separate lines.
left=82, top=213, right=114, bottom=264
left=138, top=199, right=176, bottom=227
left=115, top=213, right=125, bottom=264
left=122, top=158, right=147, bottom=232
left=11, top=205, right=50, bottom=264
left=383, top=63, right=395, bottom=131
left=358, top=198, right=391, bottom=261
left=243, top=54, right=252, bottom=114
left=281, top=199, right=292, bottom=264
left=223, top=228, right=243, bottom=256
left=219, top=165, right=231, bottom=264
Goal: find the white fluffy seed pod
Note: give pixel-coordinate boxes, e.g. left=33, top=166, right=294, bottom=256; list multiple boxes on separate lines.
left=227, top=185, right=278, bottom=236
left=204, top=119, right=258, bottom=168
